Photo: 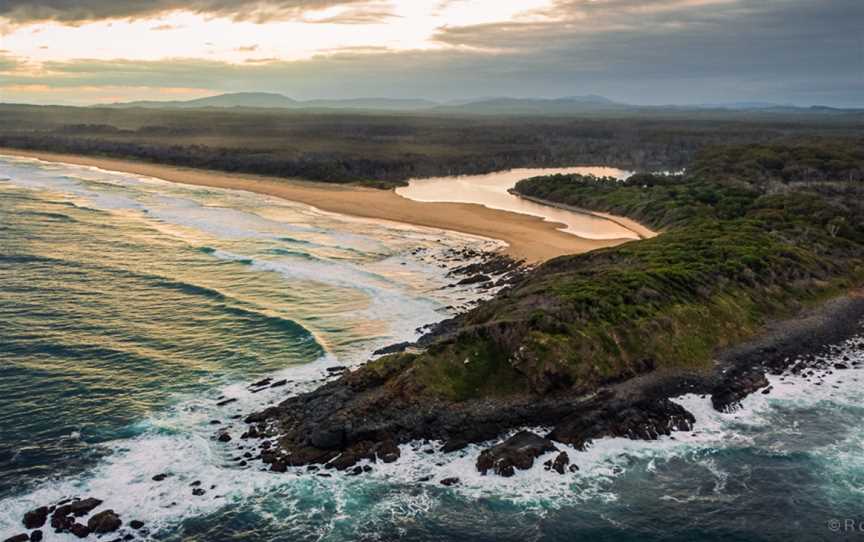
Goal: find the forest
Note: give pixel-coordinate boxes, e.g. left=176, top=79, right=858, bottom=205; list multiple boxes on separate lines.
left=0, top=103, right=860, bottom=186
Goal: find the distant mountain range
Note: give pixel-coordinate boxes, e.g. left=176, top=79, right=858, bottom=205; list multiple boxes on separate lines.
left=103, top=92, right=439, bottom=111
left=100, top=92, right=860, bottom=115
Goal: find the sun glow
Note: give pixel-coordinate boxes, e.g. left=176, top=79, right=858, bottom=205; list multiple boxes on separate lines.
left=2, top=0, right=556, bottom=64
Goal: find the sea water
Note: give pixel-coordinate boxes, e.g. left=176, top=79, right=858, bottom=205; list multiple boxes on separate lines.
left=0, top=156, right=862, bottom=541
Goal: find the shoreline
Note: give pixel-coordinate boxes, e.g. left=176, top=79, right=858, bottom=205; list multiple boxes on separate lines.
left=511, top=191, right=658, bottom=240
left=0, top=148, right=650, bottom=264
left=238, top=286, right=864, bottom=477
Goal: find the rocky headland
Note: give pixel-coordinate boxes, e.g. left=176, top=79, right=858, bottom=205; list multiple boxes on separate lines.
left=231, top=141, right=864, bottom=479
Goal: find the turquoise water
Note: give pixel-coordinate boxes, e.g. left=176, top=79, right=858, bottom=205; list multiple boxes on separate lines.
left=1, top=156, right=863, bottom=541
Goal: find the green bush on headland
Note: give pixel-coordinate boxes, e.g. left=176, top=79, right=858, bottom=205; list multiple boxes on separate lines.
left=403, top=141, right=864, bottom=400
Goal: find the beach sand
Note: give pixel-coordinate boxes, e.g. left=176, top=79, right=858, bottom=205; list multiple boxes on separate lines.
left=0, top=149, right=651, bottom=263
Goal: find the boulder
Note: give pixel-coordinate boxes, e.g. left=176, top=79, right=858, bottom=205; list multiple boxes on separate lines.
left=68, top=522, right=90, bottom=539
left=50, top=510, right=74, bottom=531
left=130, top=520, right=145, bottom=530
left=476, top=431, right=557, bottom=476
left=544, top=451, right=570, bottom=474
left=30, top=531, right=43, bottom=542
left=48, top=498, right=102, bottom=534
left=376, top=440, right=400, bottom=463
left=68, top=498, right=103, bottom=516
left=440, top=439, right=468, bottom=453
left=23, top=506, right=49, bottom=529
left=87, top=510, right=122, bottom=534
left=3, top=534, right=29, bottom=542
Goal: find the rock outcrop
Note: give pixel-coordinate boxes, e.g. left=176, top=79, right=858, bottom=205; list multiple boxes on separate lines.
left=476, top=431, right=557, bottom=476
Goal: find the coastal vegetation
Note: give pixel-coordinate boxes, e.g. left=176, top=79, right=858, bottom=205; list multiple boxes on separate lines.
left=242, top=139, right=864, bottom=473
left=0, top=104, right=860, bottom=186
left=420, top=140, right=864, bottom=397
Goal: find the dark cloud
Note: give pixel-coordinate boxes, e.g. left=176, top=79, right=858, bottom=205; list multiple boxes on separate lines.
left=431, top=0, right=864, bottom=105
left=0, top=0, right=383, bottom=24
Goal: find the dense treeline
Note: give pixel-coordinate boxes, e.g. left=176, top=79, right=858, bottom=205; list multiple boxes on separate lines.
left=0, top=104, right=860, bottom=185
left=514, top=140, right=864, bottom=230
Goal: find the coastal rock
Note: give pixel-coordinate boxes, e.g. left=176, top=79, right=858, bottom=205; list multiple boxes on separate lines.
left=130, top=520, right=145, bottom=530
left=250, top=377, right=273, bottom=389
left=87, top=510, right=122, bottom=534
left=217, top=431, right=232, bottom=443
left=376, top=440, right=400, bottom=463
left=440, top=477, right=460, bottom=486
left=372, top=342, right=413, bottom=356
left=30, top=531, right=43, bottom=542
left=4, top=534, right=29, bottom=542
left=711, top=368, right=769, bottom=412
left=152, top=473, right=169, bottom=481
left=23, top=506, right=48, bottom=529
left=68, top=522, right=90, bottom=538
left=50, top=511, right=73, bottom=531
left=66, top=498, right=103, bottom=517
left=49, top=497, right=104, bottom=534
left=549, top=399, right=695, bottom=449
left=456, top=274, right=491, bottom=286
left=476, top=431, right=557, bottom=476
left=441, top=439, right=468, bottom=453
left=544, top=451, right=570, bottom=474
left=310, top=426, right=345, bottom=449
left=321, top=440, right=400, bottom=471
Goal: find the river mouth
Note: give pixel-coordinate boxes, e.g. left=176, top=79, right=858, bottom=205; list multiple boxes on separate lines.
left=395, top=167, right=639, bottom=240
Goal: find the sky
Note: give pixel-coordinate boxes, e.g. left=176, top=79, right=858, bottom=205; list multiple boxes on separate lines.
left=0, top=0, right=861, bottom=107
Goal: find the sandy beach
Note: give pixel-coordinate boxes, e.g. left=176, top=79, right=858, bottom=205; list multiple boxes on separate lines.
left=0, top=148, right=649, bottom=263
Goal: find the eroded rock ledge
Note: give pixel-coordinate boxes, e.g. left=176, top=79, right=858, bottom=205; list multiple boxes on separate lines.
left=232, top=290, right=864, bottom=478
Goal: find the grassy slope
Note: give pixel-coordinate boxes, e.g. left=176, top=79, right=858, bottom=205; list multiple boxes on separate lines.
left=393, top=141, right=864, bottom=400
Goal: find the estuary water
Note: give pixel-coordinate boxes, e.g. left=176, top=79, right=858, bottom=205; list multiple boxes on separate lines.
left=1, top=156, right=863, bottom=542
left=395, top=167, right=641, bottom=240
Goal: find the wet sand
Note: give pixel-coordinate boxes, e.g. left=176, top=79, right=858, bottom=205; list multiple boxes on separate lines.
left=0, top=149, right=653, bottom=263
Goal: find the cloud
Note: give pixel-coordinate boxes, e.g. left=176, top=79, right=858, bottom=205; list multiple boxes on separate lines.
left=1, top=0, right=861, bottom=106
left=0, top=52, right=24, bottom=72
left=428, top=0, right=864, bottom=103
left=0, top=0, right=386, bottom=24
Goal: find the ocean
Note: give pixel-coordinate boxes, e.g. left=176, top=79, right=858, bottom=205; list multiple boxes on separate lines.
left=1, top=155, right=862, bottom=542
